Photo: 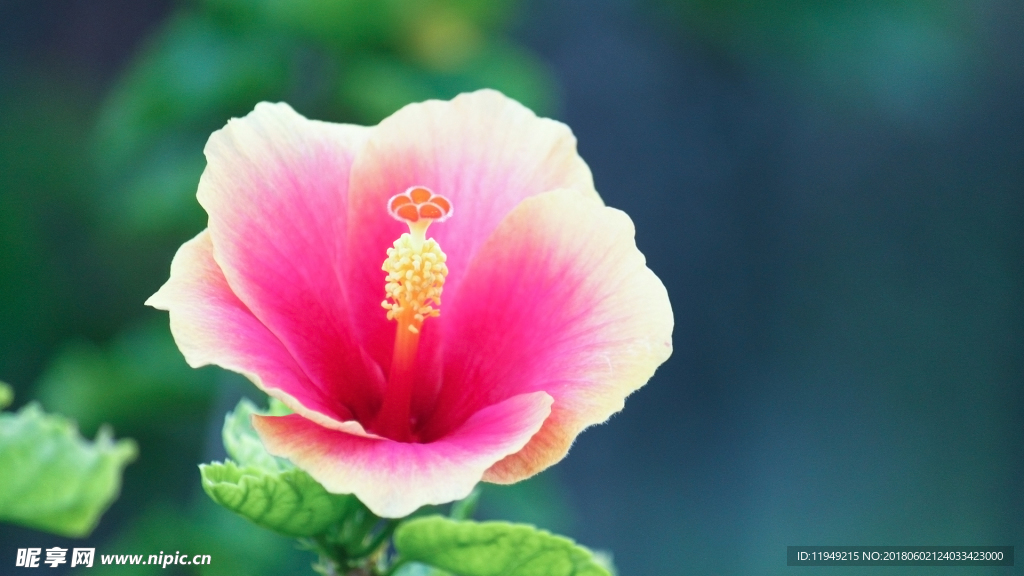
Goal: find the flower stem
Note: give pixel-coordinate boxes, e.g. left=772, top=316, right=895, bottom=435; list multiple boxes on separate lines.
left=349, top=520, right=400, bottom=559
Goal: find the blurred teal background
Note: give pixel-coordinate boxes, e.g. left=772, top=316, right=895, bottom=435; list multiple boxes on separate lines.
left=0, top=0, right=1021, bottom=574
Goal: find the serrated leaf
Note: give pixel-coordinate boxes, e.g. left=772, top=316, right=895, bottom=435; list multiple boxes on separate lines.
left=0, top=403, right=137, bottom=537
left=394, top=516, right=611, bottom=576
left=200, top=460, right=354, bottom=537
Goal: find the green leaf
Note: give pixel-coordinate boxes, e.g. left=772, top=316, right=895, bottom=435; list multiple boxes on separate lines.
left=0, top=403, right=137, bottom=537
left=200, top=460, right=354, bottom=537
left=394, top=516, right=611, bottom=576
left=222, top=397, right=290, bottom=471
left=0, top=381, right=12, bottom=410
left=202, top=398, right=351, bottom=537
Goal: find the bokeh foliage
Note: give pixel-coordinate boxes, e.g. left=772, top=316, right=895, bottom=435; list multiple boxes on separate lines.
left=94, top=0, right=556, bottom=237
left=651, top=0, right=974, bottom=117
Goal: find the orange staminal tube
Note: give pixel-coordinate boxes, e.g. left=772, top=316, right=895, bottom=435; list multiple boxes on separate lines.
left=376, top=186, right=452, bottom=441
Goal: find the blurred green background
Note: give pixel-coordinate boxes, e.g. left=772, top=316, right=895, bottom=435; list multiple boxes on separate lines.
left=1, top=0, right=1021, bottom=574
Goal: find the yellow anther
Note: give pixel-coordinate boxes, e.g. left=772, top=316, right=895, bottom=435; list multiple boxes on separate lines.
left=381, top=233, right=448, bottom=332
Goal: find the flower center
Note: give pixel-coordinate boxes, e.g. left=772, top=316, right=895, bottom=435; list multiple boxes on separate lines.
left=376, top=186, right=452, bottom=441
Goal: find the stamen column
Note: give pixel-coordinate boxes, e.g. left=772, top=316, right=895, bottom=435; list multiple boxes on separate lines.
left=376, top=187, right=452, bottom=441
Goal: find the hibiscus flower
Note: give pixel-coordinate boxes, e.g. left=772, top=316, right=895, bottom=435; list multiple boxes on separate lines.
left=148, top=90, right=673, bottom=517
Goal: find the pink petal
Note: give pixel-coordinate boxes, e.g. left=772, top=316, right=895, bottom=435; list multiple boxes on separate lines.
left=342, top=90, right=598, bottom=379
left=145, top=231, right=356, bottom=426
left=252, top=391, right=553, bottom=517
left=198, top=102, right=385, bottom=422
left=421, top=189, right=674, bottom=481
